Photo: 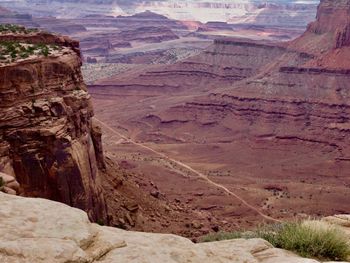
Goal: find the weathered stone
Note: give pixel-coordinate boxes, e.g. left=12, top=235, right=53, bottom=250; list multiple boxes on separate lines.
left=0, top=172, right=15, bottom=184
left=125, top=212, right=135, bottom=227
left=123, top=201, right=139, bottom=212
left=6, top=181, right=20, bottom=192
left=307, top=0, right=350, bottom=48
left=1, top=186, right=16, bottom=195
left=150, top=190, right=160, bottom=198
left=0, top=31, right=107, bottom=222
left=2, top=193, right=348, bottom=263
left=0, top=173, right=20, bottom=195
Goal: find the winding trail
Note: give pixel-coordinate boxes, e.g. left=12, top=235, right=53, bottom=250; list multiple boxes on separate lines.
left=94, top=118, right=281, bottom=223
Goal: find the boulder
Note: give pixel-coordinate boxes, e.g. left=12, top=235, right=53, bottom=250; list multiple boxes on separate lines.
left=0, top=173, right=19, bottom=195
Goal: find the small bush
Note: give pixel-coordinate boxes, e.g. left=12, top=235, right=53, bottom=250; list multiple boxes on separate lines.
left=0, top=24, right=38, bottom=34
left=259, top=221, right=350, bottom=261
left=96, top=219, right=105, bottom=226
left=0, top=177, right=4, bottom=187
left=0, top=40, right=59, bottom=63
left=199, top=221, right=350, bottom=261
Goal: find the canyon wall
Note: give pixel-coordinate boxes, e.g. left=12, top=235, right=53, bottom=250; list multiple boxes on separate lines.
left=2, top=0, right=317, bottom=26
left=133, top=0, right=350, bottom=152
left=88, top=0, right=350, bottom=225
left=308, top=0, right=350, bottom=48
left=0, top=31, right=107, bottom=222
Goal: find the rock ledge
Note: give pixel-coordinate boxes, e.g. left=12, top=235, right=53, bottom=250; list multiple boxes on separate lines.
left=0, top=193, right=349, bottom=263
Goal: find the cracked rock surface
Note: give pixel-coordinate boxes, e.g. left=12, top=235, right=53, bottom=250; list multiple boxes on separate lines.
left=0, top=193, right=349, bottom=263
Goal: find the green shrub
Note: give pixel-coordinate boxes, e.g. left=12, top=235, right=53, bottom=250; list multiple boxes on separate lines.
left=40, top=46, right=50, bottom=57
left=259, top=221, right=350, bottom=261
left=20, top=52, right=29, bottom=59
left=0, top=24, right=25, bottom=33
left=10, top=51, right=17, bottom=59
left=0, top=24, right=38, bottom=34
left=199, top=221, right=350, bottom=261
left=0, top=177, right=4, bottom=187
left=0, top=40, right=58, bottom=63
left=96, top=219, right=105, bottom=226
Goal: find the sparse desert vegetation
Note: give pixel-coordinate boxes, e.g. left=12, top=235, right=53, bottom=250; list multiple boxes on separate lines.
left=0, top=24, right=38, bottom=34
left=200, top=220, right=350, bottom=261
left=0, top=41, right=60, bottom=63
left=81, top=63, right=138, bottom=84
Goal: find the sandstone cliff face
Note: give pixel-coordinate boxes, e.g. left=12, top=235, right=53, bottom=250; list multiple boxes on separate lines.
left=1, top=192, right=349, bottom=263
left=0, top=31, right=107, bottom=222
left=308, top=0, right=350, bottom=48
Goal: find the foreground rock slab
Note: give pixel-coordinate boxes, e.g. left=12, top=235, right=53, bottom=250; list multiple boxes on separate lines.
left=0, top=193, right=348, bottom=263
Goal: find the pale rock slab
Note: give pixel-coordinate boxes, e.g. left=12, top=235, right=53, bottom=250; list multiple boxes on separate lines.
left=1, top=193, right=349, bottom=263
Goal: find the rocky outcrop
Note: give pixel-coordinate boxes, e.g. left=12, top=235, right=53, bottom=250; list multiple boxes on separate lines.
left=0, top=30, right=107, bottom=222
left=1, top=192, right=349, bottom=263
left=94, top=37, right=290, bottom=93
left=307, top=0, right=350, bottom=48
left=0, top=173, right=20, bottom=195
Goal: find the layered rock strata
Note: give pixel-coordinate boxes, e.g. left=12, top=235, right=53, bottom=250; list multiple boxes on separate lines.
left=0, top=30, right=107, bottom=221
left=88, top=0, right=350, bottom=226
left=118, top=0, right=350, bottom=154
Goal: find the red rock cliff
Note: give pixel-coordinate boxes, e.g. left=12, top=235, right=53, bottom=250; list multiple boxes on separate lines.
left=307, top=0, right=350, bottom=48
left=0, top=30, right=107, bottom=222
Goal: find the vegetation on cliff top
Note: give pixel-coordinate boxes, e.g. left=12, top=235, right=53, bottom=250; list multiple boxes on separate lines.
left=200, top=220, right=350, bottom=261
left=0, top=41, right=60, bottom=64
left=0, top=24, right=38, bottom=34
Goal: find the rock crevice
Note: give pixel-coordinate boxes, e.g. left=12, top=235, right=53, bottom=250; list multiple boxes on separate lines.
left=0, top=193, right=349, bottom=263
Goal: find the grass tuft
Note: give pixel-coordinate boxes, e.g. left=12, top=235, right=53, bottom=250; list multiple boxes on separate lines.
left=199, top=220, right=350, bottom=261
left=260, top=221, right=350, bottom=261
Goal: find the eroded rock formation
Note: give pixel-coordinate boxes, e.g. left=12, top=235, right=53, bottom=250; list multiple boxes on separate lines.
left=104, top=0, right=350, bottom=154
left=0, top=173, right=20, bottom=195
left=308, top=0, right=350, bottom=49
left=88, top=0, right=350, bottom=227
left=0, top=30, right=107, bottom=222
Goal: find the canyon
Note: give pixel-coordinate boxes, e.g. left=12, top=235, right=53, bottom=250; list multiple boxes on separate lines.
left=0, top=0, right=350, bottom=252
left=87, top=0, right=350, bottom=235
left=0, top=0, right=318, bottom=65
left=1, top=1, right=318, bottom=25
left=0, top=25, right=206, bottom=236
